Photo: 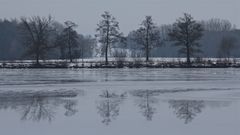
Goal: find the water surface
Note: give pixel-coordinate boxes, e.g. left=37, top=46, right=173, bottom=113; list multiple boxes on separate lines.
left=0, top=68, right=239, bottom=135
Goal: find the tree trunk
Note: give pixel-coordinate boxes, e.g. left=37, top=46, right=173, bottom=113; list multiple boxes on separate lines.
left=36, top=46, right=40, bottom=66
left=68, top=28, right=73, bottom=63
left=146, top=24, right=150, bottom=62
left=69, top=45, right=72, bottom=63
left=146, top=48, right=149, bottom=62
left=105, top=44, right=108, bottom=65
left=105, top=24, right=110, bottom=65
left=81, top=48, right=84, bottom=67
left=36, top=55, right=40, bottom=65
left=186, top=45, right=191, bottom=66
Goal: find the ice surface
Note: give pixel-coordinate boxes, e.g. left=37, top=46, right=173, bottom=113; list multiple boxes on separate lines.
left=0, top=68, right=240, bottom=135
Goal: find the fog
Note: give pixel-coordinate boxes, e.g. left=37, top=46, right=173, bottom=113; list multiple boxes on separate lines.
left=0, top=0, right=239, bottom=35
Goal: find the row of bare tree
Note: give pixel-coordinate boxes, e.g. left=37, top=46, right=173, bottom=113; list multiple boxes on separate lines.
left=16, top=12, right=239, bottom=66
left=19, top=16, right=95, bottom=65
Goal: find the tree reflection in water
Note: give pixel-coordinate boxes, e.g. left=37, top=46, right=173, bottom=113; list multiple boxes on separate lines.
left=97, top=90, right=127, bottom=125
left=132, top=90, right=158, bottom=121
left=169, top=100, right=205, bottom=124
left=0, top=90, right=81, bottom=122
left=64, top=100, right=78, bottom=117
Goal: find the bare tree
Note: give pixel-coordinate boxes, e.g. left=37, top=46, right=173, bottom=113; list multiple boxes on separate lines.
left=97, top=90, right=126, bottom=125
left=113, top=49, right=127, bottom=67
left=131, top=90, right=158, bottom=121
left=20, top=16, right=54, bottom=65
left=63, top=21, right=79, bottom=62
left=96, top=11, right=124, bottom=65
left=218, top=36, right=237, bottom=62
left=52, top=21, right=66, bottom=59
left=159, top=24, right=173, bottom=41
left=131, top=16, right=162, bottom=62
left=169, top=100, right=205, bottom=124
left=168, top=13, right=203, bottom=66
left=0, top=90, right=79, bottom=122
left=55, top=33, right=66, bottom=59
left=78, top=35, right=96, bottom=66
left=201, top=18, right=235, bottom=32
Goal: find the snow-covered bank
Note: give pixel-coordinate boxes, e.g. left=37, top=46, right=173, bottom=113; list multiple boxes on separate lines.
left=1, top=57, right=240, bottom=68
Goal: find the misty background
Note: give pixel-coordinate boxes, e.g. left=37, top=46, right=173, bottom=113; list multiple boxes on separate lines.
left=0, top=0, right=240, bottom=60
left=0, top=0, right=239, bottom=35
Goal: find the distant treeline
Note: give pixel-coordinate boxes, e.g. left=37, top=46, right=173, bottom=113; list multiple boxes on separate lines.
left=0, top=12, right=240, bottom=65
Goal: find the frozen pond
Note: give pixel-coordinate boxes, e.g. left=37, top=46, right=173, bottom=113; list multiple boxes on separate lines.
left=0, top=68, right=240, bottom=135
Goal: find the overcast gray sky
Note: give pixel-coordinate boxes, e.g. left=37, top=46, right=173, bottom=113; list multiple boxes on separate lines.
left=0, top=0, right=239, bottom=35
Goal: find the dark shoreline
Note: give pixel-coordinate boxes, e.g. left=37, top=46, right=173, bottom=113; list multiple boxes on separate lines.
left=1, top=62, right=239, bottom=69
